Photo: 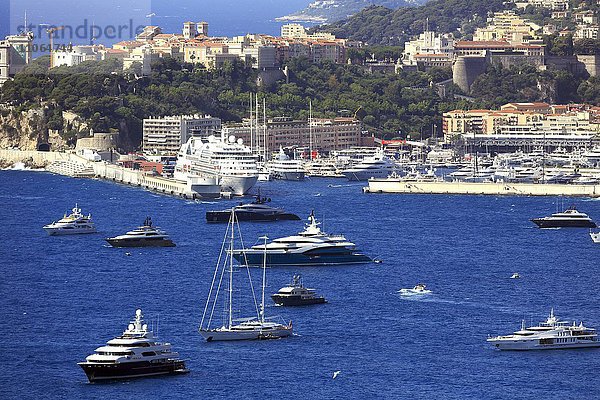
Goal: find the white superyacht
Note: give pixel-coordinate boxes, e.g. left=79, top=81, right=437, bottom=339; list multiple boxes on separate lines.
left=267, top=147, right=305, bottom=181
left=341, top=148, right=397, bottom=181
left=174, top=134, right=258, bottom=196
left=43, top=204, right=97, bottom=235
left=487, top=309, right=600, bottom=350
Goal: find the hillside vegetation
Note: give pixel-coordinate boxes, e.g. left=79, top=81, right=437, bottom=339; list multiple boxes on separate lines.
left=319, top=0, right=505, bottom=45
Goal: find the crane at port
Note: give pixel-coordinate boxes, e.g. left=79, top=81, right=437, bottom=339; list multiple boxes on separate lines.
left=46, top=26, right=64, bottom=68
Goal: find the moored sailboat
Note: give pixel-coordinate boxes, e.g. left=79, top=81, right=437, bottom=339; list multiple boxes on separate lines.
left=198, top=211, right=292, bottom=341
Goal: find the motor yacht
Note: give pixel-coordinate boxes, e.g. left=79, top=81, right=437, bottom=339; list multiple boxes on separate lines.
left=271, top=275, right=326, bottom=306
left=267, top=147, right=305, bottom=181
left=43, top=204, right=97, bottom=235
left=531, top=206, right=596, bottom=228
left=340, top=149, right=397, bottom=181
left=487, top=309, right=600, bottom=350
left=206, top=194, right=300, bottom=223
left=78, top=309, right=188, bottom=382
left=105, top=217, right=175, bottom=247
left=232, top=211, right=372, bottom=266
left=399, top=284, right=432, bottom=296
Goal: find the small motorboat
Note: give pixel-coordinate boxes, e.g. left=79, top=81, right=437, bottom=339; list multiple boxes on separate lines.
left=399, top=283, right=432, bottom=296
left=590, top=230, right=600, bottom=243
left=510, top=273, right=520, bottom=279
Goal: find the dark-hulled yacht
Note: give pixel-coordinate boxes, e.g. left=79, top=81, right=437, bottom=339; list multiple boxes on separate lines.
left=105, top=217, right=176, bottom=247
left=271, top=275, right=326, bottom=306
left=78, top=309, right=188, bottom=382
left=232, top=211, right=372, bottom=266
left=531, top=206, right=596, bottom=228
left=206, top=194, right=300, bottom=223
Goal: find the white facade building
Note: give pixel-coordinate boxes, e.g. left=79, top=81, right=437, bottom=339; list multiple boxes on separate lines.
left=402, top=30, right=454, bottom=66
left=52, top=45, right=101, bottom=68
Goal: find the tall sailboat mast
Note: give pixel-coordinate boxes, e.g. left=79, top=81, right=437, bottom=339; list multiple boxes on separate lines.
left=263, top=98, right=267, bottom=163
left=309, top=100, right=313, bottom=160
left=249, top=93, right=253, bottom=152
left=228, top=209, right=235, bottom=329
left=260, top=235, right=268, bottom=323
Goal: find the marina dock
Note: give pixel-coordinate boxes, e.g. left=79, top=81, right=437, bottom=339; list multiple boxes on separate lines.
left=364, top=178, right=600, bottom=197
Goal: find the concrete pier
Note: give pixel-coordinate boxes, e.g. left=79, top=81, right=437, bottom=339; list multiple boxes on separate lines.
left=0, top=149, right=219, bottom=199
left=364, top=178, right=600, bottom=197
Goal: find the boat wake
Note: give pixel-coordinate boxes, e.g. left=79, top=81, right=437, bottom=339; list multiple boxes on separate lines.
left=398, top=288, right=433, bottom=297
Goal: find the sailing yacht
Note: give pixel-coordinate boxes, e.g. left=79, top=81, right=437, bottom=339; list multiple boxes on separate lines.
left=198, top=211, right=293, bottom=342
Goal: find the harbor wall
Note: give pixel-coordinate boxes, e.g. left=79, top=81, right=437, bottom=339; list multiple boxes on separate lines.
left=0, top=149, right=73, bottom=166
left=0, top=149, right=200, bottom=198
left=365, top=180, right=600, bottom=197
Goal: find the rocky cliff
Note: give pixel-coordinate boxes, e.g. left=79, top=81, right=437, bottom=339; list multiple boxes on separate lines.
left=0, top=106, right=68, bottom=151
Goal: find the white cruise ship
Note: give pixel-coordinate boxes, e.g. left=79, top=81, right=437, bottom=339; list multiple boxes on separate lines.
left=174, top=134, right=258, bottom=196
left=341, top=149, right=397, bottom=181
left=267, top=147, right=305, bottom=181
left=487, top=309, right=600, bottom=351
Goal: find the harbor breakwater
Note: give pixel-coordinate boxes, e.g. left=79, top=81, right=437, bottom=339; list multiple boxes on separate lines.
left=0, top=149, right=209, bottom=199
left=364, top=179, right=600, bottom=197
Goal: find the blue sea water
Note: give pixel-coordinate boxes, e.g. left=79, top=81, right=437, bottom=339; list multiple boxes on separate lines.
left=0, top=170, right=599, bottom=399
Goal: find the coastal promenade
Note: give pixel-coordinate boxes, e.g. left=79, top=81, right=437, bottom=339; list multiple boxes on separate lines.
left=0, top=149, right=211, bottom=199
left=364, top=178, right=600, bottom=197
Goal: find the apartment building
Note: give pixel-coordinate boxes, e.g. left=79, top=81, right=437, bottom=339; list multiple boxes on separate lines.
left=143, top=115, right=222, bottom=154
left=222, top=117, right=365, bottom=154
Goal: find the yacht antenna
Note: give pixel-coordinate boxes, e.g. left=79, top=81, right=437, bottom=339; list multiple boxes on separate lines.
left=157, top=313, right=160, bottom=337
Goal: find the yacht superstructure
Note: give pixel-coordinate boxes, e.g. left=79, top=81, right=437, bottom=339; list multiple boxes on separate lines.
left=487, top=309, right=600, bottom=350
left=78, top=309, right=187, bottom=382
left=174, top=134, right=258, bottom=196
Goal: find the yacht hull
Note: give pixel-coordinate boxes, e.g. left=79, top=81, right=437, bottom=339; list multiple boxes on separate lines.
left=271, top=171, right=305, bottom=181
left=220, top=175, right=258, bottom=196
left=199, top=326, right=292, bottom=341
left=487, top=339, right=600, bottom=351
left=234, top=251, right=372, bottom=266
left=43, top=226, right=97, bottom=235
left=342, top=169, right=393, bottom=181
left=271, top=294, right=326, bottom=306
left=105, top=238, right=176, bottom=247
left=78, top=360, right=188, bottom=382
left=531, top=219, right=596, bottom=228
left=206, top=210, right=301, bottom=223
